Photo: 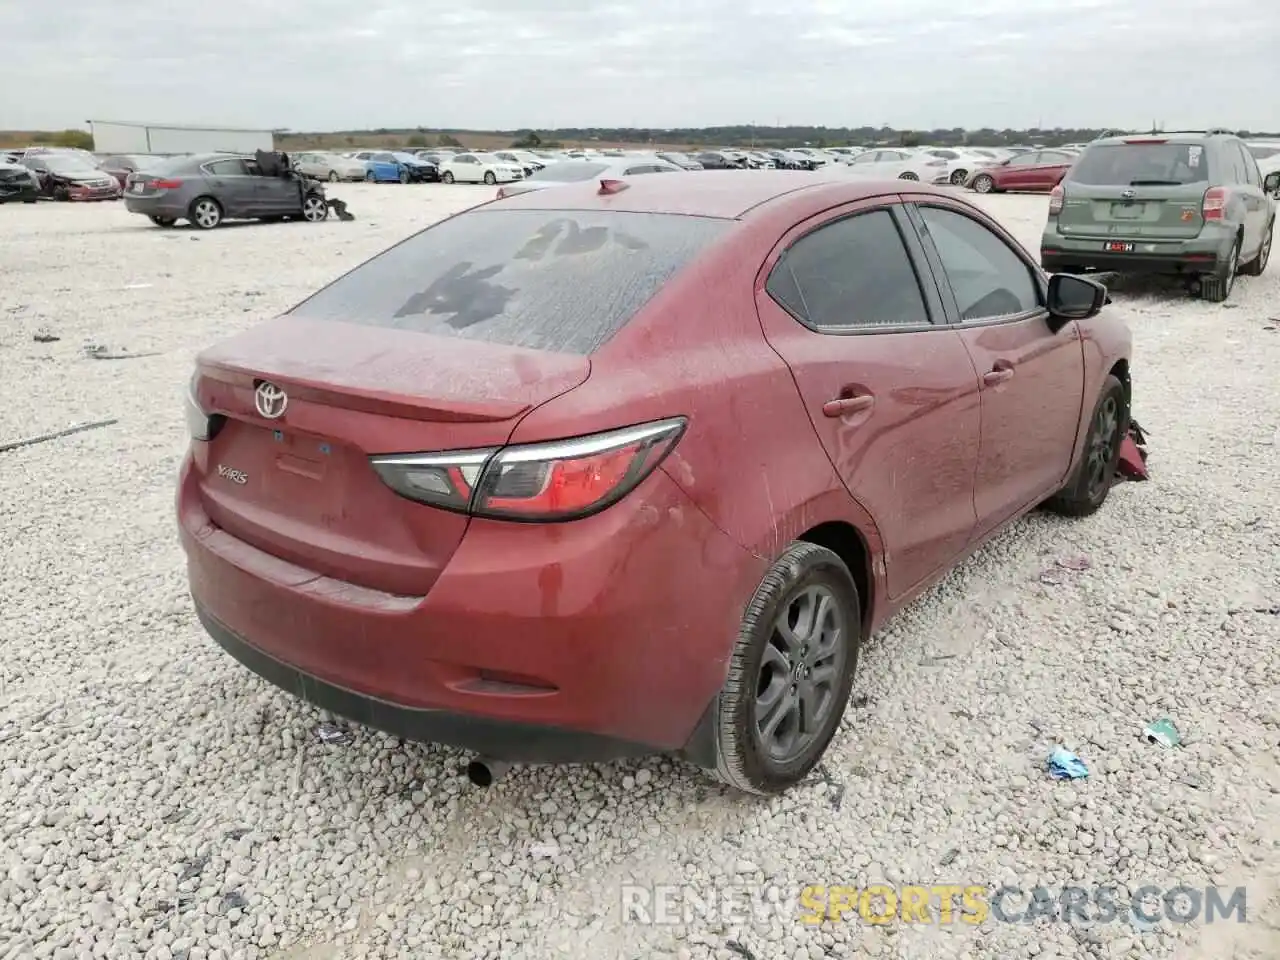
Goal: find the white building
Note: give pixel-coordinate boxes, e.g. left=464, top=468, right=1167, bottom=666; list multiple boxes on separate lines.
left=87, top=120, right=276, bottom=155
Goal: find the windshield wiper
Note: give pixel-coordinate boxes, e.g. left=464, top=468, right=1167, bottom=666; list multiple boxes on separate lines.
left=1128, top=179, right=1183, bottom=186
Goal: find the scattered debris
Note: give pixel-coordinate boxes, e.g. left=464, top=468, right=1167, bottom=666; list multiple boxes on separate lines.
left=83, top=343, right=161, bottom=361
left=177, top=855, right=209, bottom=883
left=529, top=843, right=560, bottom=859
left=1047, top=746, right=1088, bottom=780
left=940, top=848, right=960, bottom=866
left=218, top=891, right=249, bottom=914
left=951, top=708, right=975, bottom=721
left=0, top=418, right=118, bottom=455
left=1227, top=605, right=1280, bottom=616
left=314, top=723, right=351, bottom=745
left=920, top=653, right=958, bottom=666
left=1057, top=555, right=1092, bottom=572
left=851, top=694, right=872, bottom=709
left=1143, top=718, right=1182, bottom=748
left=224, top=827, right=252, bottom=841
left=811, top=762, right=846, bottom=810
left=725, top=941, right=757, bottom=960
left=32, top=329, right=60, bottom=343
left=122, top=282, right=153, bottom=290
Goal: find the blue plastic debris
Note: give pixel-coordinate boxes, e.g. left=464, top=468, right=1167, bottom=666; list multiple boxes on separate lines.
left=1047, top=747, right=1089, bottom=780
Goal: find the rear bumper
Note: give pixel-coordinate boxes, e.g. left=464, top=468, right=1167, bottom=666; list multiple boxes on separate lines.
left=125, top=196, right=188, bottom=219
left=0, top=182, right=39, bottom=202
left=178, top=454, right=763, bottom=764
left=1041, top=229, right=1231, bottom=274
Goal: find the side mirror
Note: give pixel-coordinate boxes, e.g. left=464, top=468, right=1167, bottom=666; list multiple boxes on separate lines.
left=1046, top=272, right=1107, bottom=328
left=1264, top=171, right=1280, bottom=196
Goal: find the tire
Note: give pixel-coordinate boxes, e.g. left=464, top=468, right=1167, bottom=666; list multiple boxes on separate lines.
left=1044, top=374, right=1128, bottom=518
left=708, top=541, right=862, bottom=795
left=188, top=196, right=223, bottom=230
left=972, top=174, right=995, bottom=194
left=327, top=170, right=339, bottom=182
left=301, top=193, right=328, bottom=223
left=365, top=169, right=376, bottom=182
left=484, top=171, right=497, bottom=185
left=950, top=169, right=968, bottom=185
left=1239, top=219, right=1273, bottom=277
left=148, top=216, right=177, bottom=228
left=398, top=168, right=410, bottom=184
left=898, top=171, right=919, bottom=181
left=443, top=171, right=455, bottom=184
left=54, top=186, right=71, bottom=202
left=1198, top=237, right=1240, bottom=302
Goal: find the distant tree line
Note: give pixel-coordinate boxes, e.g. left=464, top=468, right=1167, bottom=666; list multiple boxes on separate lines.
left=296, top=124, right=1280, bottom=150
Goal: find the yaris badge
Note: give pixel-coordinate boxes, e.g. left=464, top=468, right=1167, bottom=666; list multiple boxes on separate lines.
left=255, top=381, right=288, bottom=419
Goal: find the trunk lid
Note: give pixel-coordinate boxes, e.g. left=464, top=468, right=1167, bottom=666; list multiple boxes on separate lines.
left=1057, top=139, right=1212, bottom=240
left=1057, top=182, right=1208, bottom=240
left=192, top=316, right=590, bottom=597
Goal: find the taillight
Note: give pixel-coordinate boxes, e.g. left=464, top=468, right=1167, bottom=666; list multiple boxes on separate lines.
left=370, top=418, right=686, bottom=522
left=1202, top=186, right=1226, bottom=221
left=152, top=178, right=183, bottom=189
left=1048, top=185, right=1064, bottom=215
left=184, top=373, right=224, bottom=442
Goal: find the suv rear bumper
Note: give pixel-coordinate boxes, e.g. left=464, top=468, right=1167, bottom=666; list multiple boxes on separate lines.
left=1041, top=226, right=1234, bottom=275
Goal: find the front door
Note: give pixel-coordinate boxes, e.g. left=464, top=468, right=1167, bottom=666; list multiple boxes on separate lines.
left=754, top=198, right=982, bottom=600
left=905, top=199, right=1085, bottom=540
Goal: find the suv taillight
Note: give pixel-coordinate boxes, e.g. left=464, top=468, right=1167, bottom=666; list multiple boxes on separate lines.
left=1048, top=185, right=1064, bottom=215
left=370, top=418, right=686, bottom=522
left=1202, top=186, right=1226, bottom=221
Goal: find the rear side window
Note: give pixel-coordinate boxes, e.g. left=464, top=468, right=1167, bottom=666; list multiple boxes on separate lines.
left=289, top=210, right=729, bottom=355
left=766, top=209, right=931, bottom=330
left=1068, top=142, right=1209, bottom=185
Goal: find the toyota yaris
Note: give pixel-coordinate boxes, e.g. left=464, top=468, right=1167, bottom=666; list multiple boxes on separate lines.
left=179, top=172, right=1132, bottom=794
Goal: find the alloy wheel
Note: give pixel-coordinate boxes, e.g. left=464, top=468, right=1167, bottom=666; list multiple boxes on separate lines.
left=753, top=584, right=848, bottom=763
left=974, top=175, right=993, bottom=193
left=302, top=195, right=327, bottom=222
left=191, top=199, right=221, bottom=229
left=1085, top=395, right=1119, bottom=500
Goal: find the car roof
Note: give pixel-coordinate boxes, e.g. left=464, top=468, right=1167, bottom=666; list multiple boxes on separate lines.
left=1088, top=132, right=1233, bottom=147
left=490, top=169, right=953, bottom=219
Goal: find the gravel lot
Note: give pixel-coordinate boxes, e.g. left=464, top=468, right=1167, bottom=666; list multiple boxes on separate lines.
left=1, top=183, right=1277, bottom=960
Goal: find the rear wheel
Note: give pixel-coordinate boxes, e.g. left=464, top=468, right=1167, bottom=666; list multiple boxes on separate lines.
left=327, top=170, right=339, bottom=182
left=898, top=171, right=919, bottom=181
left=972, top=174, right=995, bottom=194
left=708, top=542, right=862, bottom=795
left=484, top=171, right=497, bottom=185
left=442, top=171, right=455, bottom=184
left=1199, top=238, right=1239, bottom=302
left=1239, top=220, right=1273, bottom=277
left=365, top=169, right=376, bottom=182
left=1044, top=375, right=1127, bottom=518
left=950, top=168, right=968, bottom=185
left=188, top=196, right=223, bottom=230
left=148, top=215, right=177, bottom=228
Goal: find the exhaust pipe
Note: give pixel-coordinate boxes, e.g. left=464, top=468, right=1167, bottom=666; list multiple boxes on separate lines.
left=466, top=757, right=511, bottom=787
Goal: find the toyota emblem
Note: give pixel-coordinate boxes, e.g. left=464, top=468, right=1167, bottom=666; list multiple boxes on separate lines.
left=254, top=381, right=288, bottom=419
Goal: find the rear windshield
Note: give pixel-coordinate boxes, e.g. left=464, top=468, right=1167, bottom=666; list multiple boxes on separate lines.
left=289, top=209, right=729, bottom=354
left=1068, top=142, right=1209, bottom=186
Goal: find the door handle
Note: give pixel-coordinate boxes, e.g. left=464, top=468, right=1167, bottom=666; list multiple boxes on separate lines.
left=822, top=393, right=875, bottom=417
left=982, top=366, right=1014, bottom=387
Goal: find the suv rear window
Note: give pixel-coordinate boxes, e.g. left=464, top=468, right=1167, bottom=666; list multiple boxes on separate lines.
left=289, top=209, right=729, bottom=354
left=1067, top=142, right=1209, bottom=186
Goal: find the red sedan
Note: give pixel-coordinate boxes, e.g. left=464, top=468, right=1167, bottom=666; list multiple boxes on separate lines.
left=179, top=172, right=1132, bottom=795
left=966, top=149, right=1079, bottom=194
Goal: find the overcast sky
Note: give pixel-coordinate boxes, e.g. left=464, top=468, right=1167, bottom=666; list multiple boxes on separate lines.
left=4, top=0, right=1278, bottom=133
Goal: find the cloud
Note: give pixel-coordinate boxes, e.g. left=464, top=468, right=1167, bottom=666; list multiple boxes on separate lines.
left=1, top=0, right=1276, bottom=132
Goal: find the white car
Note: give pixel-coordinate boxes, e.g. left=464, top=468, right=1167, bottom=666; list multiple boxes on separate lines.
left=1247, top=141, right=1280, bottom=180
left=836, top=148, right=947, bottom=182
left=922, top=147, right=1000, bottom=186
left=291, top=151, right=368, bottom=182
left=437, top=152, right=525, bottom=185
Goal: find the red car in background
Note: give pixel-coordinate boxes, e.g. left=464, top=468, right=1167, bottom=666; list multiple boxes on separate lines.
left=966, top=149, right=1079, bottom=194
left=178, top=172, right=1131, bottom=795
left=98, top=154, right=167, bottom=189
left=22, top=153, right=121, bottom=201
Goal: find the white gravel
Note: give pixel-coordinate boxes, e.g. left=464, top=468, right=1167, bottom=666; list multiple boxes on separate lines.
left=1, top=184, right=1278, bottom=960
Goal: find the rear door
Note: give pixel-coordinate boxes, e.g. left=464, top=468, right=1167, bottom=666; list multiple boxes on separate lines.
left=201, top=158, right=255, bottom=216
left=1000, top=152, right=1042, bottom=190
left=1232, top=140, right=1268, bottom=259
left=1056, top=139, right=1211, bottom=240
left=904, top=197, right=1085, bottom=538
left=1030, top=150, right=1075, bottom=190
left=754, top=198, right=982, bottom=600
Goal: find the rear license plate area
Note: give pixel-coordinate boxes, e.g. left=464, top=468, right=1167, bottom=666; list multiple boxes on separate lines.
left=262, top=430, right=347, bottom=519
left=1104, top=241, right=1135, bottom=253
left=1110, top=202, right=1145, bottom=218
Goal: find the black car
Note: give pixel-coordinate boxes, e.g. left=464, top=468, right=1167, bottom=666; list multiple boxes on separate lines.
left=0, top=160, right=40, bottom=203
left=22, top=154, right=121, bottom=201
left=694, top=151, right=740, bottom=170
